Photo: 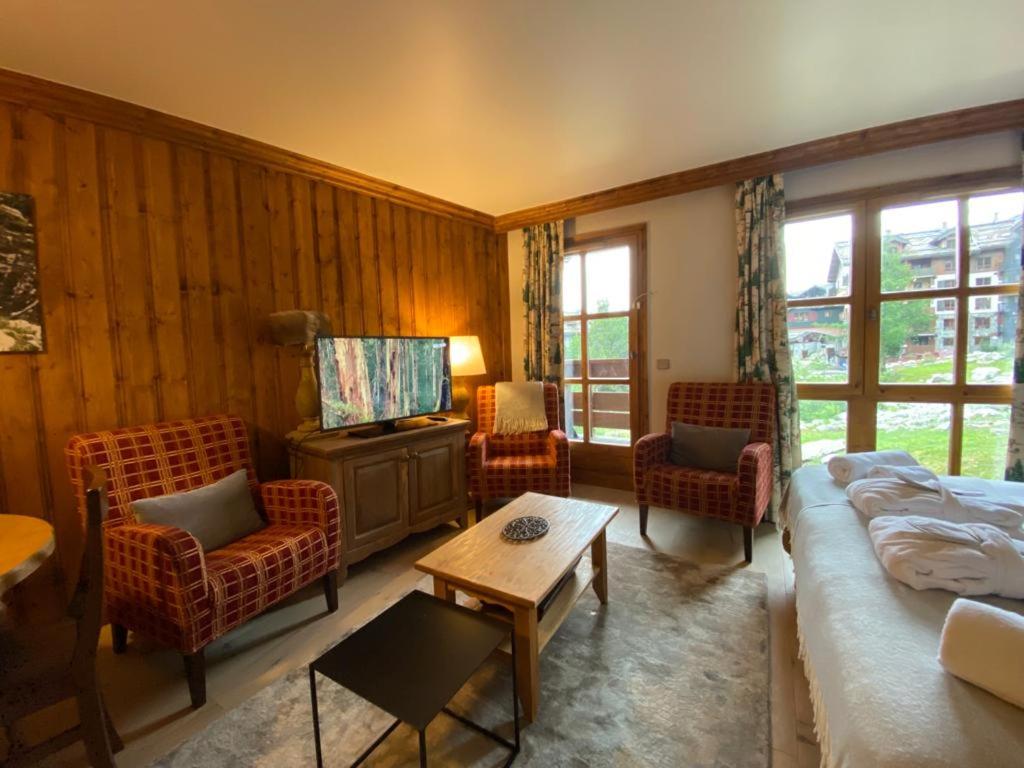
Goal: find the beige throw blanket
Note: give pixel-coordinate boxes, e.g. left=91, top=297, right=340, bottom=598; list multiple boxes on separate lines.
left=494, top=382, right=548, bottom=434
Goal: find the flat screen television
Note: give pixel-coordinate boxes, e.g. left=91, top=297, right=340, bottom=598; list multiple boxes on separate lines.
left=315, top=335, right=452, bottom=432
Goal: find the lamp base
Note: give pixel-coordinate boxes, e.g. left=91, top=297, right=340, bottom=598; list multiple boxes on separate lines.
left=451, top=381, right=471, bottom=420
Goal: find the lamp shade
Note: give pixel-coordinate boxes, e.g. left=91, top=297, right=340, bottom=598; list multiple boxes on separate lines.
left=449, top=335, right=487, bottom=376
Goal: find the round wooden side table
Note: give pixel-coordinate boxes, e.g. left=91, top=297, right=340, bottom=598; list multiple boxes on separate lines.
left=0, top=514, right=55, bottom=594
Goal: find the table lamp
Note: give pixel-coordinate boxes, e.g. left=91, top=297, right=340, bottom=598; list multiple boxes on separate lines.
left=449, top=335, right=486, bottom=418
left=268, top=310, right=332, bottom=437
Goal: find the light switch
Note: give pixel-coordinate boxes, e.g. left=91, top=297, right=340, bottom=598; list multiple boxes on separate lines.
left=656, top=358, right=670, bottom=370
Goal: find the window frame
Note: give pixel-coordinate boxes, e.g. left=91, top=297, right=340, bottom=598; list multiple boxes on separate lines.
left=562, top=224, right=649, bottom=450
left=787, top=166, right=1022, bottom=474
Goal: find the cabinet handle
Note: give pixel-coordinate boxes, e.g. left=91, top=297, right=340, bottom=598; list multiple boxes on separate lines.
left=409, top=452, right=420, bottom=459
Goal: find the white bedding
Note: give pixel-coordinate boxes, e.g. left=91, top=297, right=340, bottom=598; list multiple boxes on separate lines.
left=786, top=465, right=1024, bottom=768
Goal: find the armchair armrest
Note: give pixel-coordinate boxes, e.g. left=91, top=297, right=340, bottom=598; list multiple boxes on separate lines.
left=104, top=523, right=209, bottom=630
left=736, top=442, right=773, bottom=522
left=260, top=480, right=341, bottom=567
left=468, top=431, right=489, bottom=497
left=546, top=429, right=568, bottom=461
left=633, top=432, right=672, bottom=492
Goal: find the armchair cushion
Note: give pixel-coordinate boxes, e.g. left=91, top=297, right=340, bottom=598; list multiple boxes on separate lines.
left=204, top=524, right=330, bottom=638
left=131, top=469, right=265, bottom=552
left=670, top=422, right=751, bottom=472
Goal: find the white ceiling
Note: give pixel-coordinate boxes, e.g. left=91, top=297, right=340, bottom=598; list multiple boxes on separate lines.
left=1, top=1, right=1021, bottom=214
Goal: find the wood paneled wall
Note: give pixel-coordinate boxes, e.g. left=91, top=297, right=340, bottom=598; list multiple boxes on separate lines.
left=0, top=94, right=510, bottom=577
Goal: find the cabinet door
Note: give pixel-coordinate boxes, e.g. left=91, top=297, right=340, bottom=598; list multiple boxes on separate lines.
left=408, top=435, right=462, bottom=526
left=342, top=448, right=409, bottom=550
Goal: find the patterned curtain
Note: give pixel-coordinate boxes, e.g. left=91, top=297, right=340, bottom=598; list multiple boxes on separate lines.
left=1005, top=140, right=1024, bottom=480
left=522, top=221, right=564, bottom=386
left=735, top=174, right=801, bottom=520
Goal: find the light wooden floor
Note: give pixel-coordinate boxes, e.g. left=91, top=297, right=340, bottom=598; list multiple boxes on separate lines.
left=35, top=485, right=820, bottom=768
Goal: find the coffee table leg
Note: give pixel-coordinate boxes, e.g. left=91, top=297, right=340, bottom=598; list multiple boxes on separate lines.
left=309, top=668, right=323, bottom=768
left=591, top=529, right=608, bottom=604
left=419, top=728, right=427, bottom=767
left=512, top=604, right=539, bottom=723
left=432, top=576, right=455, bottom=603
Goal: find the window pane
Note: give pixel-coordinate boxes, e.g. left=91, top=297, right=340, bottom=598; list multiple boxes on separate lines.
left=962, top=404, right=1011, bottom=479
left=784, top=214, right=852, bottom=300
left=799, top=400, right=847, bottom=465
left=876, top=402, right=951, bottom=474
left=563, top=253, right=582, bottom=316
left=564, top=383, right=583, bottom=441
left=966, top=293, right=1017, bottom=384
left=788, top=304, right=850, bottom=383
left=590, top=384, right=630, bottom=445
left=879, top=298, right=954, bottom=384
left=585, top=246, right=631, bottom=313
left=881, top=199, right=959, bottom=293
left=968, top=191, right=1022, bottom=288
left=586, top=316, right=629, bottom=378
left=563, top=320, right=581, bottom=379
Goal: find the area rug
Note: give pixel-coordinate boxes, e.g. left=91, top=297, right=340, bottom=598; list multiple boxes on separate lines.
left=152, top=542, right=770, bottom=767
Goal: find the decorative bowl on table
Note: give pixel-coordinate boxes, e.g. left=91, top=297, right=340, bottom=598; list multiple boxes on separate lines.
left=501, top=515, right=549, bottom=542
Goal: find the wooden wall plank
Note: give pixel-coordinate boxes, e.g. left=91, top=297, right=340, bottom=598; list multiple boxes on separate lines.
left=102, top=128, right=160, bottom=425
left=175, top=145, right=223, bottom=414
left=62, top=117, right=119, bottom=431
left=237, top=162, right=283, bottom=478
left=356, top=195, right=382, bottom=334
left=313, top=181, right=341, bottom=327
left=288, top=177, right=318, bottom=310
left=392, top=205, right=416, bottom=335
left=374, top=199, right=399, bottom=335
left=206, top=154, right=255, bottom=425
left=335, top=188, right=363, bottom=336
left=141, top=137, right=191, bottom=420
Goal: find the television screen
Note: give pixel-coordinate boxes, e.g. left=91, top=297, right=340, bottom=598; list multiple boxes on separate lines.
left=315, top=336, right=452, bottom=431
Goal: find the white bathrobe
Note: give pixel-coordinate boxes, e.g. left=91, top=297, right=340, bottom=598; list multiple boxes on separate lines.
left=868, top=515, right=1024, bottom=598
left=848, top=465, right=1024, bottom=537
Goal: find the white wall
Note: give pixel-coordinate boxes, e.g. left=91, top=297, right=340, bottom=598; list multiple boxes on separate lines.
left=506, top=130, right=1021, bottom=432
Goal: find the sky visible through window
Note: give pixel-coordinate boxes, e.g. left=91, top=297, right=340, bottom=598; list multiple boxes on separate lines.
left=784, top=192, right=1022, bottom=298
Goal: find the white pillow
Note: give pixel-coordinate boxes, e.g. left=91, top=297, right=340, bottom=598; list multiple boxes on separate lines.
left=131, top=469, right=264, bottom=551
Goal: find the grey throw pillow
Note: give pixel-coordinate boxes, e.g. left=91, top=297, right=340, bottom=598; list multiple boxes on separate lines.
left=131, top=469, right=265, bottom=552
left=670, top=422, right=751, bottom=473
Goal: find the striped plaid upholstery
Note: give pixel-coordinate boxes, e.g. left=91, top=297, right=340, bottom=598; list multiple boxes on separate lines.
left=65, top=414, right=341, bottom=655
left=635, top=382, right=774, bottom=527
left=469, top=384, right=570, bottom=500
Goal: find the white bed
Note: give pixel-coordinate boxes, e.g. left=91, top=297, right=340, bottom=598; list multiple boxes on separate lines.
left=785, top=464, right=1024, bottom=768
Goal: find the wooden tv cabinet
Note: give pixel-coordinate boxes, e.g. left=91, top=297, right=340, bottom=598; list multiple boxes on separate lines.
left=289, top=418, right=470, bottom=569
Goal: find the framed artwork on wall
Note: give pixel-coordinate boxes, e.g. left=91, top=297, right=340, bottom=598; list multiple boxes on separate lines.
left=0, top=191, right=44, bottom=352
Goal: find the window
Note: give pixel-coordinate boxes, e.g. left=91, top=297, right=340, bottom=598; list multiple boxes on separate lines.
left=787, top=176, right=1022, bottom=478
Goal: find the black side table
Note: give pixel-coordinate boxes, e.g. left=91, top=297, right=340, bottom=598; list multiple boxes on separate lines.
left=309, top=590, right=519, bottom=767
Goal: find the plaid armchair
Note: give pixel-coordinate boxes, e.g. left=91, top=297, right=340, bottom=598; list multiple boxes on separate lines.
left=65, top=414, right=341, bottom=708
left=468, top=383, right=570, bottom=516
left=634, top=382, right=774, bottom=563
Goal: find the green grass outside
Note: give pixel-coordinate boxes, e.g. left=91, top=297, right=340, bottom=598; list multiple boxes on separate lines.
left=799, top=400, right=1010, bottom=479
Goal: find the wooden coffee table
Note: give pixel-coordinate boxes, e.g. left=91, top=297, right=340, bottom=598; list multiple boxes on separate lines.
left=414, top=492, right=618, bottom=723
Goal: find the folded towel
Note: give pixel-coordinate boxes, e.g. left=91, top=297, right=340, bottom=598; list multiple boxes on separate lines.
left=827, top=450, right=918, bottom=484
left=939, top=598, right=1024, bottom=709
left=868, top=515, right=1024, bottom=598
left=494, top=382, right=548, bottom=434
left=849, top=475, right=1024, bottom=536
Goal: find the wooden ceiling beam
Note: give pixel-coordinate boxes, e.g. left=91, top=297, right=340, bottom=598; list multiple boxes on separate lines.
left=0, top=68, right=497, bottom=229
left=494, top=99, right=1024, bottom=232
